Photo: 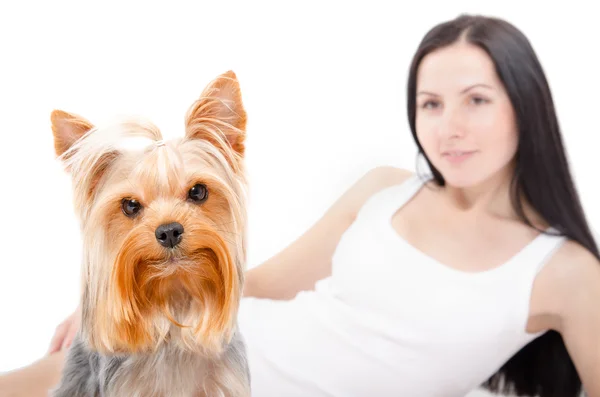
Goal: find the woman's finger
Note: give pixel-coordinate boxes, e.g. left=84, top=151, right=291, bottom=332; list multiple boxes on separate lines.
left=47, top=321, right=68, bottom=355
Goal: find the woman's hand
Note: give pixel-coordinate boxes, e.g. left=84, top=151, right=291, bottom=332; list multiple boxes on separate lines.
left=47, top=305, right=81, bottom=355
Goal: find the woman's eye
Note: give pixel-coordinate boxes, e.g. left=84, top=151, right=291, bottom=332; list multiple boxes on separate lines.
left=421, top=100, right=440, bottom=109
left=470, top=96, right=489, bottom=105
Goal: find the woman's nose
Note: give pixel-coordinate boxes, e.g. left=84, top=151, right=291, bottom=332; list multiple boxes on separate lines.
left=437, top=107, right=465, bottom=139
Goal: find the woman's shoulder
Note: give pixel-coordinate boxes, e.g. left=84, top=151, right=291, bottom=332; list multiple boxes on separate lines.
left=544, top=239, right=600, bottom=297
left=531, top=238, right=600, bottom=331
left=530, top=238, right=600, bottom=389
left=352, top=166, right=415, bottom=204
left=361, top=166, right=415, bottom=187
left=332, top=166, right=415, bottom=224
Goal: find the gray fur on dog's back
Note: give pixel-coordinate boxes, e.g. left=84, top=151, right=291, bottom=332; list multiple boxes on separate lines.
left=50, top=329, right=250, bottom=397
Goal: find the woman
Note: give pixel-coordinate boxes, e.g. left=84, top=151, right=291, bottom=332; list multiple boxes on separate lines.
left=1, top=14, right=599, bottom=397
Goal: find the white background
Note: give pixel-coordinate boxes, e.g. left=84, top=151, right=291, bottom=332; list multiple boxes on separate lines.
left=0, top=1, right=598, bottom=396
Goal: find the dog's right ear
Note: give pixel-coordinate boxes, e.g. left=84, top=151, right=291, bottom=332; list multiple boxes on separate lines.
left=50, top=110, right=117, bottom=208
left=51, top=110, right=95, bottom=158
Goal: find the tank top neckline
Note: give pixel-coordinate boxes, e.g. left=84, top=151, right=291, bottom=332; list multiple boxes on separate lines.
left=384, top=173, right=561, bottom=280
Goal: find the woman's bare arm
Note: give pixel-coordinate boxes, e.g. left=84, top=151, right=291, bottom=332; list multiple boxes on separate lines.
left=243, top=166, right=413, bottom=300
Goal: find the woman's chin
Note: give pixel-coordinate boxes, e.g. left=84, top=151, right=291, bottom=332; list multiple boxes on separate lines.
left=439, top=170, right=485, bottom=189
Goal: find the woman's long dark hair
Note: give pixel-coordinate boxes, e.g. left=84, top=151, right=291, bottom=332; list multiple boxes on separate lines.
left=407, top=14, right=598, bottom=397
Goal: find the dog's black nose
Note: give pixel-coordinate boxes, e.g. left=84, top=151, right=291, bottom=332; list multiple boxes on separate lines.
left=155, top=222, right=184, bottom=248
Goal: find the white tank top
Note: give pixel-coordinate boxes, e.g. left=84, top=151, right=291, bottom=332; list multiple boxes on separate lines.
left=237, top=174, right=567, bottom=397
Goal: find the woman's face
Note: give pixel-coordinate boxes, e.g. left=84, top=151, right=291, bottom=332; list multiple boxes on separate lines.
left=415, top=41, right=519, bottom=188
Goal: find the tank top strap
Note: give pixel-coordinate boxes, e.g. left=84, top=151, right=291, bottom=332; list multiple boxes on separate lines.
left=503, top=227, right=568, bottom=342
left=508, top=226, right=567, bottom=278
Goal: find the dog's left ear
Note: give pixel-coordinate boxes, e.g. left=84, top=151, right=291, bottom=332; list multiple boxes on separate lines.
left=51, top=110, right=95, bottom=157
left=184, top=70, right=247, bottom=158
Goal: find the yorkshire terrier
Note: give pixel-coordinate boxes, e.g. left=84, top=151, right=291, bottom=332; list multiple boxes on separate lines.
left=49, top=71, right=251, bottom=397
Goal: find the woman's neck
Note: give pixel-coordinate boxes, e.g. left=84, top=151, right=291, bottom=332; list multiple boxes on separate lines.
left=440, top=164, right=531, bottom=224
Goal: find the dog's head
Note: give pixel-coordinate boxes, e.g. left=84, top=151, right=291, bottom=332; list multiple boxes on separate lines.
left=51, top=71, right=248, bottom=355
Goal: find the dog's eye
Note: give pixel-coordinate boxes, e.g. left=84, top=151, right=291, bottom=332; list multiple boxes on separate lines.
left=121, top=198, right=142, bottom=217
left=188, top=183, right=208, bottom=203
